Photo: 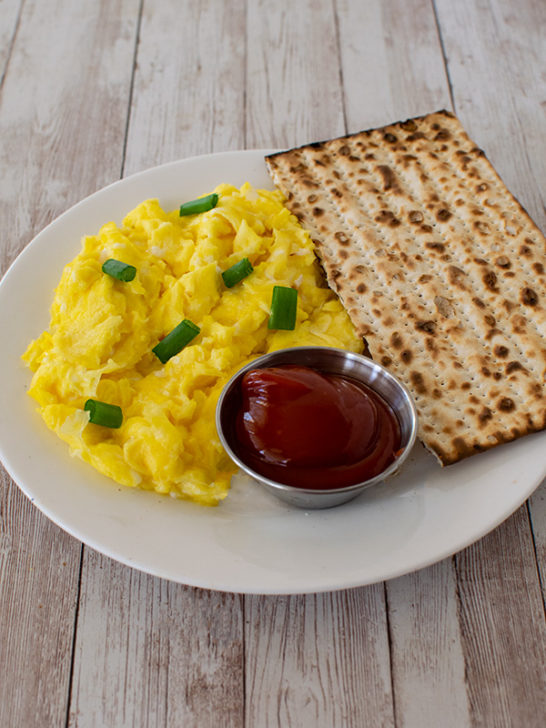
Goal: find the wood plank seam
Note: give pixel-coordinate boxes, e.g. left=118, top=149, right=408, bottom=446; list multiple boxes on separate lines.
left=63, top=543, right=84, bottom=728
left=242, top=592, right=247, bottom=728
left=434, top=2, right=546, bottom=722
left=67, top=2, right=145, bottom=720
left=525, top=501, right=546, bottom=614
left=431, top=0, right=455, bottom=112
left=332, top=0, right=348, bottom=134
left=242, top=0, right=249, bottom=150
left=520, top=141, right=546, bottom=219
left=120, top=0, right=145, bottom=179
left=241, top=2, right=250, bottom=722
left=452, top=555, right=471, bottom=694
left=383, top=581, right=398, bottom=727
left=453, top=508, right=546, bottom=725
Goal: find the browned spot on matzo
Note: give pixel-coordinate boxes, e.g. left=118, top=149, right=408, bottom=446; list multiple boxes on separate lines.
left=265, top=110, right=546, bottom=465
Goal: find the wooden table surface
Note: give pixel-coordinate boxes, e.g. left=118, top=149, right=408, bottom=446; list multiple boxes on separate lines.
left=1, top=1, right=545, bottom=725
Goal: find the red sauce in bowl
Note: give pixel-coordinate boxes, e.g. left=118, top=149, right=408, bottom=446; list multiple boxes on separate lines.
left=233, top=365, right=401, bottom=490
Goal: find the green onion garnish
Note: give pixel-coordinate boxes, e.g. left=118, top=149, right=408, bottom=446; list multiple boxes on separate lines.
left=152, top=319, right=200, bottom=364
left=268, top=286, right=298, bottom=330
left=84, top=399, right=123, bottom=428
left=101, top=259, right=137, bottom=282
left=222, top=258, right=254, bottom=288
left=179, top=193, right=218, bottom=216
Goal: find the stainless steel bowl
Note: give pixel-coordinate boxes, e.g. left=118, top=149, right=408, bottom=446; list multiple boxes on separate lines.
left=216, top=346, right=418, bottom=509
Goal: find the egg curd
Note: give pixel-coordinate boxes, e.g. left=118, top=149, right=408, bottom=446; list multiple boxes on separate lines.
left=22, top=183, right=362, bottom=505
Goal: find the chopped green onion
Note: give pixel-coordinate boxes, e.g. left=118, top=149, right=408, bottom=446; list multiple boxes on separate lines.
left=102, top=258, right=137, bottom=282
left=268, top=286, right=298, bottom=330
left=179, top=193, right=218, bottom=216
left=222, top=258, right=254, bottom=288
left=152, top=319, right=200, bottom=364
left=84, top=399, right=123, bottom=428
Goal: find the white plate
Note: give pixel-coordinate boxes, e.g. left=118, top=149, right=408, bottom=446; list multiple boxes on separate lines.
left=1, top=150, right=545, bottom=595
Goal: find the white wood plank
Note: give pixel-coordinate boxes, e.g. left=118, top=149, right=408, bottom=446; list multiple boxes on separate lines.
left=246, top=0, right=345, bottom=149
left=434, top=2, right=546, bottom=720
left=0, top=0, right=141, bottom=271
left=0, top=0, right=140, bottom=725
left=245, top=587, right=394, bottom=728
left=335, top=0, right=452, bottom=132
left=244, top=2, right=403, bottom=725
left=435, top=0, right=546, bottom=604
left=123, top=0, right=247, bottom=176
left=68, top=551, right=244, bottom=728
left=0, top=471, right=81, bottom=728
left=68, top=2, right=247, bottom=725
left=386, top=563, right=471, bottom=728
left=455, top=507, right=546, bottom=725
left=336, top=3, right=473, bottom=725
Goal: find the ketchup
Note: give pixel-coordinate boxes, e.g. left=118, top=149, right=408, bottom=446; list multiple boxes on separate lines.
left=233, top=365, right=401, bottom=490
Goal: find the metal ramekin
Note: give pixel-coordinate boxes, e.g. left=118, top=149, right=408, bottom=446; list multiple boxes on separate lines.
left=216, top=346, right=418, bottom=509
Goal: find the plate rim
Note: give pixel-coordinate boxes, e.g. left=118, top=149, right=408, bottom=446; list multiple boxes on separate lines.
left=1, top=147, right=545, bottom=594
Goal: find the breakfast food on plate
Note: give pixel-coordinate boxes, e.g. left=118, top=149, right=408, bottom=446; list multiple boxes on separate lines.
left=266, top=110, right=546, bottom=465
left=22, top=184, right=362, bottom=505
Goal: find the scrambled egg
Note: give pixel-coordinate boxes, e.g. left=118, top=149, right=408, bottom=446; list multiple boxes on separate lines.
left=22, top=183, right=362, bottom=505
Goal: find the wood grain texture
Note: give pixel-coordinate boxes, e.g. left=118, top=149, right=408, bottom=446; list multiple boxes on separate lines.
left=0, top=1, right=140, bottom=725
left=387, top=563, right=471, bottom=728
left=0, top=470, right=81, bottom=728
left=68, top=2, right=248, bottom=725
left=455, top=507, right=546, bottom=726
left=0, top=1, right=545, bottom=726
left=244, top=3, right=405, bottom=724
left=0, top=0, right=141, bottom=273
left=68, top=551, right=244, bottom=728
left=434, top=0, right=546, bottom=598
left=335, top=0, right=452, bottom=131
left=246, top=0, right=345, bottom=149
left=433, top=4, right=546, bottom=722
left=245, top=587, right=394, bottom=728
left=529, top=485, right=546, bottom=603
left=123, top=0, right=247, bottom=176
left=335, top=3, right=476, bottom=724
